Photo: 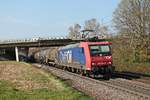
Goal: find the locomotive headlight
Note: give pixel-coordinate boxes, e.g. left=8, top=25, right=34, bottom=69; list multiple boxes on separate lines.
left=108, top=62, right=112, bottom=64
left=92, top=62, right=96, bottom=65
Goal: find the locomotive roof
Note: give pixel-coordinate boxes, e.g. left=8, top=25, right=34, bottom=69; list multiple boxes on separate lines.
left=59, top=41, right=111, bottom=50
left=59, top=43, right=80, bottom=50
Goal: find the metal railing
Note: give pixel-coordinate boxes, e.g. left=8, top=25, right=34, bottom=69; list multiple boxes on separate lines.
left=0, top=36, right=70, bottom=44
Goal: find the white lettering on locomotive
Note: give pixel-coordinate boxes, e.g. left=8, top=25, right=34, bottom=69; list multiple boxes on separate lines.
left=61, top=50, right=72, bottom=63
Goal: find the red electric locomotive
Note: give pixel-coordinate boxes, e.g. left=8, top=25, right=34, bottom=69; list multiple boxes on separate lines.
left=57, top=41, right=114, bottom=79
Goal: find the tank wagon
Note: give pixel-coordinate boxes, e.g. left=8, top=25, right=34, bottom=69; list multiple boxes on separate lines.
left=33, top=47, right=58, bottom=64
left=34, top=41, right=114, bottom=79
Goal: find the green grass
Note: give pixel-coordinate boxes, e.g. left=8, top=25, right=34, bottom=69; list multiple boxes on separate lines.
left=0, top=61, right=93, bottom=100
left=0, top=80, right=91, bottom=100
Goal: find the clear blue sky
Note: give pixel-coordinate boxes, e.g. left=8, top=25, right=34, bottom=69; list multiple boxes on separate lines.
left=0, top=0, right=120, bottom=40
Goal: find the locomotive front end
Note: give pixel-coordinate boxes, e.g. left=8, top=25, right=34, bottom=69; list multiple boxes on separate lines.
left=90, top=44, right=112, bottom=67
left=88, top=42, right=113, bottom=79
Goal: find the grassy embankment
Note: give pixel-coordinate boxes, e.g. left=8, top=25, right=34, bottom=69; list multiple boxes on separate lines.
left=0, top=61, right=92, bottom=100
left=112, top=38, right=150, bottom=75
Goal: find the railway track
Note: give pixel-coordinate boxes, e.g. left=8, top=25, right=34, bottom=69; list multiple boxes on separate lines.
left=112, top=72, right=140, bottom=79
left=112, top=71, right=150, bottom=85
left=105, top=78, right=150, bottom=97
left=33, top=64, right=150, bottom=100
left=134, top=77, right=150, bottom=85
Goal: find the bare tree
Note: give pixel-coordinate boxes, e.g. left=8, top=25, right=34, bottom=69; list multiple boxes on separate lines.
left=113, top=0, right=150, bottom=62
left=84, top=18, right=99, bottom=31
left=68, top=24, right=81, bottom=39
left=84, top=18, right=109, bottom=38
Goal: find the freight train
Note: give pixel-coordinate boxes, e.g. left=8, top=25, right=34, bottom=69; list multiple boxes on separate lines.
left=34, top=41, right=114, bottom=79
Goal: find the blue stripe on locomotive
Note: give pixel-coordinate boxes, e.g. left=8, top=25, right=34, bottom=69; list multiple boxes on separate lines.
left=58, top=47, right=86, bottom=65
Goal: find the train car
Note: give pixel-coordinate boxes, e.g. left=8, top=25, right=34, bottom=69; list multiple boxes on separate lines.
left=56, top=41, right=114, bottom=79
left=33, top=47, right=58, bottom=64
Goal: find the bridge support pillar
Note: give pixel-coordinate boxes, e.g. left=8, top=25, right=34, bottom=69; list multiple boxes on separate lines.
left=15, top=47, right=19, bottom=62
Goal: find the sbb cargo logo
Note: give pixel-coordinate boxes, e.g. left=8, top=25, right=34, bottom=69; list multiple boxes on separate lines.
left=60, top=50, right=72, bottom=63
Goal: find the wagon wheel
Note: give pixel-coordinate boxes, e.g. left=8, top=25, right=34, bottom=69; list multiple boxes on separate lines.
left=71, top=68, right=77, bottom=73
left=103, top=74, right=111, bottom=80
left=86, top=70, right=90, bottom=77
left=80, top=70, right=86, bottom=76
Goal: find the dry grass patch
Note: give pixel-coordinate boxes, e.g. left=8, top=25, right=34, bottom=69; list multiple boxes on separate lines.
left=0, top=61, right=92, bottom=100
left=0, top=61, right=64, bottom=90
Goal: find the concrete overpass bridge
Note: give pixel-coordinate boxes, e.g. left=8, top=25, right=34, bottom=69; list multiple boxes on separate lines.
left=0, top=37, right=83, bottom=62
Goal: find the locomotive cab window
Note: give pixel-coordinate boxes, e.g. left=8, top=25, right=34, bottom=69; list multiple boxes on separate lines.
left=89, top=45, right=111, bottom=56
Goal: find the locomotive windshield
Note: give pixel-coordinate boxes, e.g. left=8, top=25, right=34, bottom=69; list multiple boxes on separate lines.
left=89, top=45, right=111, bottom=56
